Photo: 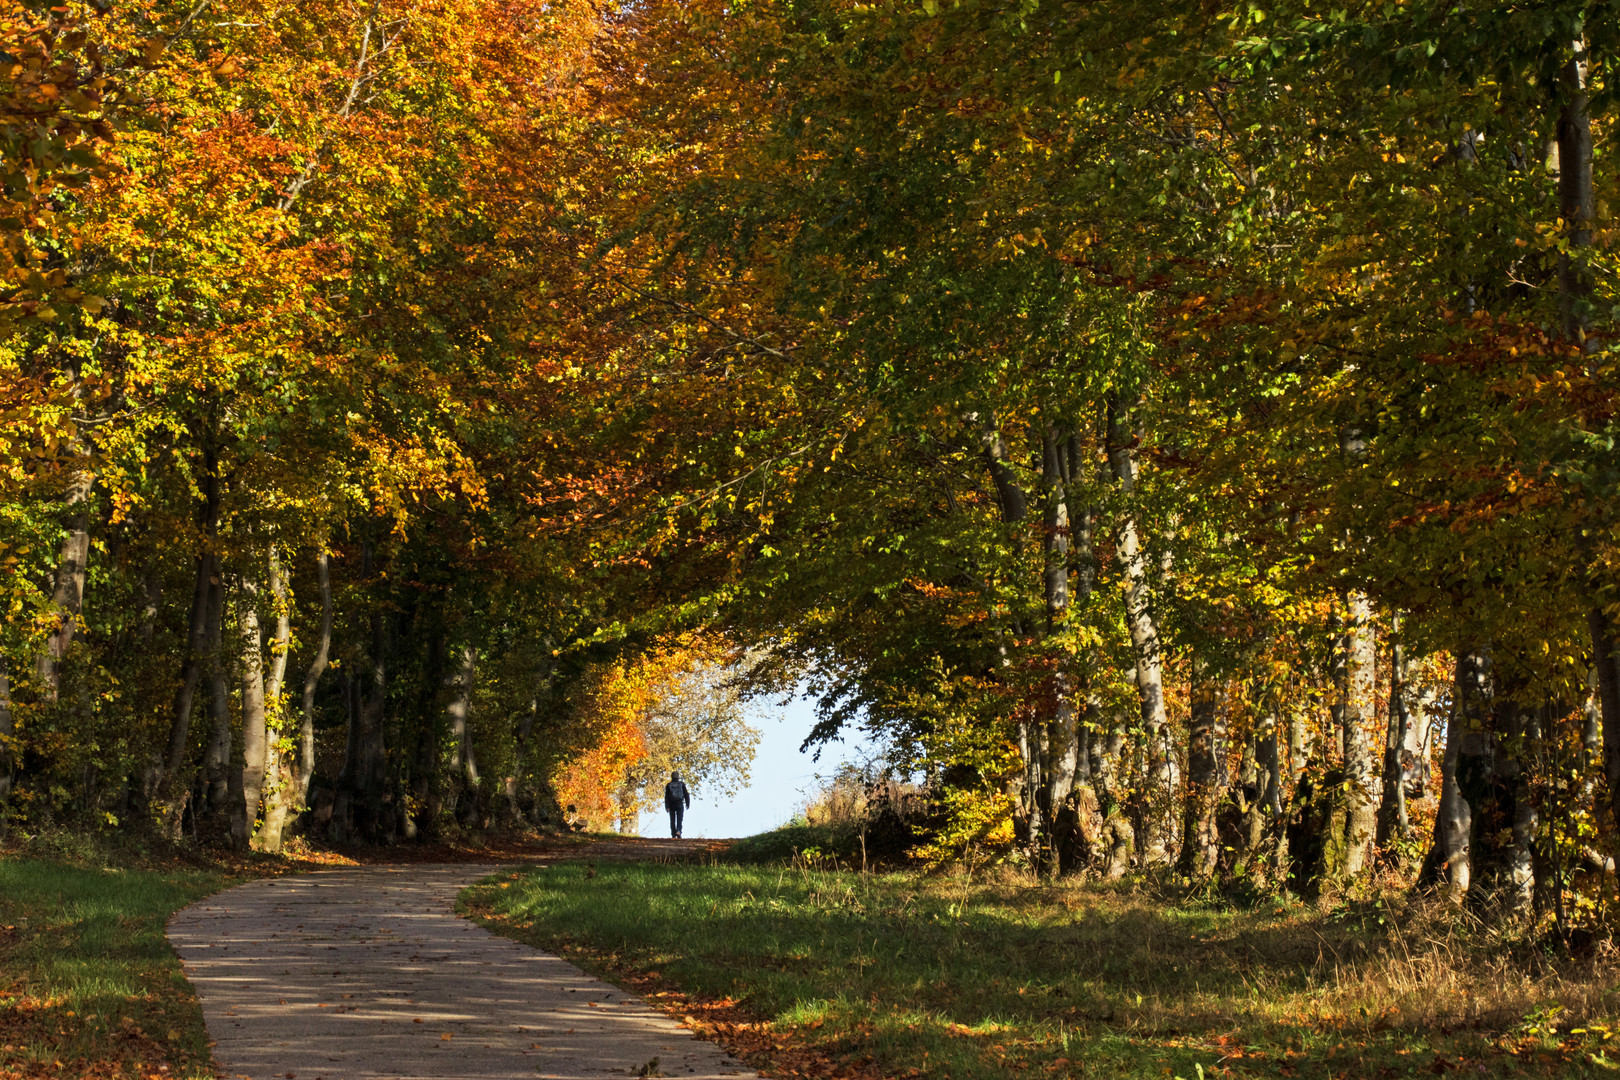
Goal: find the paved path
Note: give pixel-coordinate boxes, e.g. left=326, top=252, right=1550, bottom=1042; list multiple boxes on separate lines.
left=168, top=864, right=755, bottom=1080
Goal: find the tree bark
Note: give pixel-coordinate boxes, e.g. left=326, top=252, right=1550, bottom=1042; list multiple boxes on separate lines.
left=1107, top=393, right=1174, bottom=865
left=1377, top=626, right=1412, bottom=845
left=1553, top=40, right=1620, bottom=846
left=238, top=577, right=267, bottom=851
left=35, top=464, right=93, bottom=701
left=448, top=643, right=480, bottom=827
left=1091, top=716, right=1133, bottom=879
left=1179, top=652, right=1224, bottom=879
left=980, top=417, right=1044, bottom=856
left=256, top=546, right=296, bottom=851
left=1039, top=424, right=1077, bottom=872
left=298, top=550, right=333, bottom=811
left=1591, top=604, right=1620, bottom=839
left=1426, top=650, right=1490, bottom=901
left=1558, top=39, right=1594, bottom=340
left=1339, top=592, right=1377, bottom=877
left=202, top=570, right=235, bottom=820
left=157, top=454, right=221, bottom=837
left=409, top=608, right=448, bottom=839
left=358, top=591, right=391, bottom=839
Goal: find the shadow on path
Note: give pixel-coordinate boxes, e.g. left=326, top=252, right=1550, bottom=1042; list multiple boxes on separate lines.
left=167, top=851, right=751, bottom=1080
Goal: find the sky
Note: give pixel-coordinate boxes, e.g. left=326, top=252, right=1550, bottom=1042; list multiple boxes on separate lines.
left=636, top=693, right=874, bottom=839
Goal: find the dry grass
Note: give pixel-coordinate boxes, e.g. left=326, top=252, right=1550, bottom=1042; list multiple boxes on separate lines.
left=470, top=859, right=1620, bottom=1080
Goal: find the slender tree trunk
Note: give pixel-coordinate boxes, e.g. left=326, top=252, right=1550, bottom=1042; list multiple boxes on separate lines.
left=981, top=417, right=1044, bottom=856
left=160, top=550, right=214, bottom=837
left=238, top=577, right=267, bottom=851
left=359, top=598, right=390, bottom=839
left=1091, top=717, right=1133, bottom=879
left=504, top=672, right=545, bottom=828
left=447, top=643, right=480, bottom=827
left=202, top=571, right=234, bottom=817
left=1107, top=393, right=1173, bottom=865
left=1039, top=424, right=1077, bottom=872
left=1552, top=39, right=1620, bottom=845
left=1339, top=592, right=1377, bottom=877
left=1058, top=481, right=1105, bottom=873
left=1378, top=628, right=1412, bottom=845
left=1558, top=39, right=1594, bottom=341
left=410, top=610, right=447, bottom=839
left=1506, top=705, right=1540, bottom=913
left=1236, top=714, right=1284, bottom=877
left=35, top=464, right=93, bottom=701
left=256, top=546, right=296, bottom=851
left=1425, top=650, right=1491, bottom=901
left=298, top=550, right=332, bottom=810
left=158, top=453, right=221, bottom=837
left=1180, top=653, right=1224, bottom=879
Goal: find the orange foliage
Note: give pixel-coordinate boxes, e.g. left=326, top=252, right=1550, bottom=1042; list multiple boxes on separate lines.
left=553, top=639, right=734, bottom=831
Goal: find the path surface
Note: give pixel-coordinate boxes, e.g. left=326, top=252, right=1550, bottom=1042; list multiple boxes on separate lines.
left=168, top=861, right=755, bottom=1080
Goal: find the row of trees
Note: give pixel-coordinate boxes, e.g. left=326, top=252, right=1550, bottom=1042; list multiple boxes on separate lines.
left=583, top=0, right=1620, bottom=917
left=0, top=0, right=755, bottom=850
left=3, top=0, right=1619, bottom=926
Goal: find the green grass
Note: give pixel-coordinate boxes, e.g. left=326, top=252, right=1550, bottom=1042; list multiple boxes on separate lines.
left=465, top=859, right=1620, bottom=1080
left=724, top=821, right=862, bottom=864
left=0, top=858, right=233, bottom=1079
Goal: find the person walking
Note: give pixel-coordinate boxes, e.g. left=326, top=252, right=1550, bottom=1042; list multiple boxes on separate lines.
left=664, top=771, right=691, bottom=838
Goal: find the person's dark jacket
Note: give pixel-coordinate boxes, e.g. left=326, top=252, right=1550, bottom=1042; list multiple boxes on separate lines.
left=664, top=778, right=690, bottom=811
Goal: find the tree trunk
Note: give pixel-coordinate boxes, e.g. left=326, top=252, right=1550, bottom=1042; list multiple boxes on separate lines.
left=1425, top=650, right=1491, bottom=901
left=1106, top=393, right=1173, bottom=865
left=448, top=643, right=480, bottom=827
left=1377, top=628, right=1412, bottom=845
left=1055, top=482, right=1105, bottom=874
left=35, top=464, right=93, bottom=701
left=256, top=546, right=296, bottom=851
left=359, top=598, right=391, bottom=839
left=202, top=571, right=235, bottom=819
left=1179, top=653, right=1224, bottom=879
left=1339, top=592, right=1377, bottom=877
left=298, top=550, right=332, bottom=810
left=1552, top=40, right=1620, bottom=846
left=1558, top=38, right=1594, bottom=341
left=1505, top=705, right=1539, bottom=914
left=1236, top=714, right=1284, bottom=879
left=239, top=577, right=267, bottom=851
left=1091, top=716, right=1133, bottom=879
left=1039, top=424, right=1078, bottom=872
left=981, top=417, right=1044, bottom=857
left=409, top=609, right=448, bottom=839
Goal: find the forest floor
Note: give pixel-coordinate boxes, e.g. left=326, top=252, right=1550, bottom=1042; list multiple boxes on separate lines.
left=0, top=830, right=716, bottom=1079
left=464, top=857, right=1620, bottom=1080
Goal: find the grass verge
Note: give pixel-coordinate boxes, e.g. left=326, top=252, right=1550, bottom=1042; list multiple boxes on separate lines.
left=464, top=859, right=1620, bottom=1080
left=0, top=857, right=234, bottom=1079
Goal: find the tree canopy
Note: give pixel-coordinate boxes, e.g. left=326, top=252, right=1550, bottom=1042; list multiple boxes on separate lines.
left=1, top=0, right=1617, bottom=924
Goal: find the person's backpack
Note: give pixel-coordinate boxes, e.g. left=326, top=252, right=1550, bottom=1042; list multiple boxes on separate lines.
left=665, top=780, right=688, bottom=809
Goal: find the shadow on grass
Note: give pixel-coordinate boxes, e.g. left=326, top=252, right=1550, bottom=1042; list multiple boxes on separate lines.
left=467, top=860, right=1620, bottom=1080
left=0, top=859, right=227, bottom=1079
